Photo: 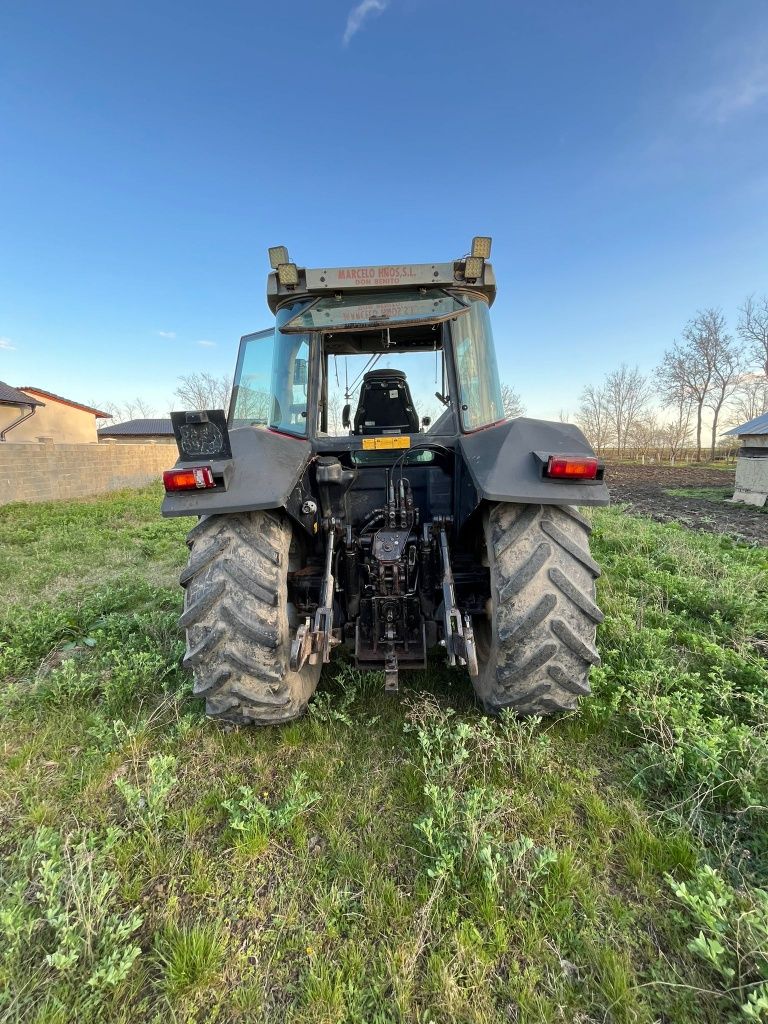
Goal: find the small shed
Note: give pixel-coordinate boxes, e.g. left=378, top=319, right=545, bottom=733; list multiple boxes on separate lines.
left=98, top=418, right=176, bottom=444
left=723, top=412, right=768, bottom=506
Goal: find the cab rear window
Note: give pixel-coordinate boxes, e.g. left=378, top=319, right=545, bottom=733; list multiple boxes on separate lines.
left=281, top=289, right=468, bottom=332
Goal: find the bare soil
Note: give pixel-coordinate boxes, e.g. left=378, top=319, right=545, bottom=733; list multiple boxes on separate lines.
left=606, top=462, right=768, bottom=546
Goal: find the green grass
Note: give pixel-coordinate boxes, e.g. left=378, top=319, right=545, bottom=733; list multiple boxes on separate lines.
left=664, top=486, right=736, bottom=502
left=153, top=921, right=227, bottom=997
left=1, top=486, right=767, bottom=1023
left=665, top=485, right=768, bottom=515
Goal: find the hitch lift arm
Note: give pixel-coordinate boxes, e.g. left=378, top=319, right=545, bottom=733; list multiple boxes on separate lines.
left=290, top=528, right=339, bottom=671
left=437, top=523, right=478, bottom=676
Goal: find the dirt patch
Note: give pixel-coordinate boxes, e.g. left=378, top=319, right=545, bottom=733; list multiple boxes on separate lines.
left=606, top=463, right=768, bottom=546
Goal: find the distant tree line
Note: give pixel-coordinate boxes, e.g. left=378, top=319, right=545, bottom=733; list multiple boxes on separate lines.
left=100, top=373, right=528, bottom=429
left=98, top=373, right=232, bottom=425
left=97, top=295, right=768, bottom=459
left=98, top=396, right=156, bottom=423
left=576, top=294, right=768, bottom=461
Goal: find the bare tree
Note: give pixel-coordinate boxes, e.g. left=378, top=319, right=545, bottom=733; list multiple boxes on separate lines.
left=174, top=372, right=231, bottom=412
left=94, top=400, right=121, bottom=424
left=658, top=308, right=743, bottom=461
left=95, top=398, right=155, bottom=423
left=718, top=433, right=740, bottom=460
left=729, top=375, right=768, bottom=426
left=233, top=385, right=270, bottom=423
left=630, top=410, right=662, bottom=454
left=738, top=294, right=768, bottom=376
left=132, top=396, right=156, bottom=417
left=661, top=392, right=693, bottom=461
left=658, top=311, right=716, bottom=461
left=627, top=403, right=694, bottom=463
left=705, top=324, right=744, bottom=459
left=327, top=392, right=343, bottom=434
left=501, top=383, right=525, bottom=419
left=603, top=364, right=651, bottom=456
left=576, top=383, right=612, bottom=454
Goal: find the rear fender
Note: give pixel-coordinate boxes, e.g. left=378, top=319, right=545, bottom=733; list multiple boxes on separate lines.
left=458, top=417, right=610, bottom=516
left=161, top=425, right=313, bottom=521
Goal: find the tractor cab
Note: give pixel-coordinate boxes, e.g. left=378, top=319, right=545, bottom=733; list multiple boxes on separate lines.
left=229, top=270, right=506, bottom=442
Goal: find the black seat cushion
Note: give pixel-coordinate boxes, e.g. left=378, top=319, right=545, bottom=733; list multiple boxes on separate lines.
left=362, top=368, right=407, bottom=382
left=353, top=370, right=419, bottom=434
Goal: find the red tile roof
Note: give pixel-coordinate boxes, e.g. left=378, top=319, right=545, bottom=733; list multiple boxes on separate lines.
left=18, top=387, right=110, bottom=418
left=0, top=380, right=44, bottom=407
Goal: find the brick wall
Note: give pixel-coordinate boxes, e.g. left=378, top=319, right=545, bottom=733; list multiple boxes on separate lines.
left=0, top=440, right=177, bottom=505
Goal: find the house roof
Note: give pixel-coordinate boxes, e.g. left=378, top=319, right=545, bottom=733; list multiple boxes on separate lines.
left=17, top=387, right=110, bottom=418
left=0, top=380, right=44, bottom=407
left=98, top=418, right=174, bottom=437
left=723, top=411, right=768, bottom=437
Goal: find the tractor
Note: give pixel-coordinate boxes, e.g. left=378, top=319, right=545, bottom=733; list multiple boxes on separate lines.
left=161, top=238, right=609, bottom=725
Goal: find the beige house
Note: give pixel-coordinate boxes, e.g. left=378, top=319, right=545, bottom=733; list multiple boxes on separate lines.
left=0, top=382, right=109, bottom=443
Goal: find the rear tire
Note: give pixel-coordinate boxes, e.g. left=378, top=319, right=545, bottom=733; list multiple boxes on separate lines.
left=180, top=511, right=321, bottom=725
left=471, top=502, right=603, bottom=715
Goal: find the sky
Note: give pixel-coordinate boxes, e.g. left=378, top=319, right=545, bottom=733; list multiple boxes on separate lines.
left=1, top=0, right=767, bottom=421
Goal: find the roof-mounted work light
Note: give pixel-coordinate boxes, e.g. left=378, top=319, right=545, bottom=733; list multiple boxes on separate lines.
left=277, top=262, right=299, bottom=286
left=471, top=236, right=492, bottom=259
left=268, top=245, right=290, bottom=269
left=463, top=235, right=492, bottom=282
left=463, top=255, right=485, bottom=282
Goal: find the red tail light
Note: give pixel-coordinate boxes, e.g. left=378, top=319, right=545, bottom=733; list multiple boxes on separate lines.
left=163, top=466, right=216, bottom=491
left=546, top=456, right=599, bottom=480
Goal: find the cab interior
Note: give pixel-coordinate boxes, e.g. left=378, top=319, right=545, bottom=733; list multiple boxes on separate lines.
left=319, top=322, right=448, bottom=437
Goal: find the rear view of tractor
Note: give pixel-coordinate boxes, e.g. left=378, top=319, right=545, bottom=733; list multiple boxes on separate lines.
left=161, top=238, right=609, bottom=725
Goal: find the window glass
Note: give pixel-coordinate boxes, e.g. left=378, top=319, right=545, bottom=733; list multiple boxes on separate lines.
left=323, top=347, right=445, bottom=436
left=451, top=298, right=504, bottom=431
left=230, top=301, right=311, bottom=436
left=282, top=289, right=468, bottom=332
left=230, top=328, right=274, bottom=426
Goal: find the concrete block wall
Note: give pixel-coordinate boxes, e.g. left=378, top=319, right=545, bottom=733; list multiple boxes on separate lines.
left=0, top=441, right=177, bottom=505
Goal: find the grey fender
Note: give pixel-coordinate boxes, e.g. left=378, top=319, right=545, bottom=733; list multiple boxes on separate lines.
left=458, top=417, right=610, bottom=509
left=161, top=426, right=312, bottom=518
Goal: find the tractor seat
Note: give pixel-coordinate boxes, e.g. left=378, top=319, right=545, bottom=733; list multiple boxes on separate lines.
left=353, top=369, right=419, bottom=435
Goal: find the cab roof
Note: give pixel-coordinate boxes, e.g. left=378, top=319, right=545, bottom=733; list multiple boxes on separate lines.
left=267, top=259, right=496, bottom=313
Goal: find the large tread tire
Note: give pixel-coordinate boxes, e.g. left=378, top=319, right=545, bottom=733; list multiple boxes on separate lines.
left=471, top=502, right=603, bottom=716
left=180, top=511, right=321, bottom=725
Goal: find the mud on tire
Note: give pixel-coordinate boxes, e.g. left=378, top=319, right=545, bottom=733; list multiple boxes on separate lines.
left=471, top=502, right=603, bottom=716
left=180, top=511, right=321, bottom=725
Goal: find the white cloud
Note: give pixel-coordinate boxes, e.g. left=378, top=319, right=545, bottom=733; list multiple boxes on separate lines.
left=0, top=337, right=16, bottom=351
left=157, top=330, right=176, bottom=339
left=197, top=339, right=216, bottom=348
left=343, top=0, right=388, bottom=45
left=688, top=56, right=768, bottom=124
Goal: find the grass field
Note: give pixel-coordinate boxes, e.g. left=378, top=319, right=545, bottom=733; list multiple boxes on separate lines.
left=664, top=486, right=735, bottom=502
left=1, top=486, right=768, bottom=1023
left=663, top=486, right=755, bottom=505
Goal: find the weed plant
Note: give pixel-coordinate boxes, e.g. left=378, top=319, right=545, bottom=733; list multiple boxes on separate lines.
left=0, top=489, right=766, bottom=1022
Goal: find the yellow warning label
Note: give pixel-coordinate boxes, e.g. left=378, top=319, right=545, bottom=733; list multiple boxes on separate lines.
left=361, top=436, right=411, bottom=450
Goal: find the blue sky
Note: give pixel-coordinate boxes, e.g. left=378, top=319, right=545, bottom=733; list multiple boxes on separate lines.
left=1, top=0, right=767, bottom=419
